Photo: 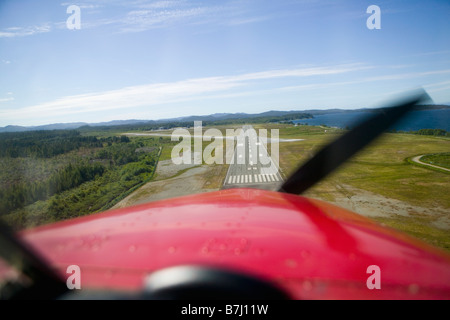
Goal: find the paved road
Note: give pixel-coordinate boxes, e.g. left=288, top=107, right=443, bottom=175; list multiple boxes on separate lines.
left=222, top=125, right=283, bottom=191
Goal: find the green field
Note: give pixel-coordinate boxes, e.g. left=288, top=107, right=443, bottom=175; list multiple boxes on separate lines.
left=273, top=124, right=450, bottom=250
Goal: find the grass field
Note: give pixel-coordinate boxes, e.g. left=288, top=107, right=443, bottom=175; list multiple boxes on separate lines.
left=272, top=124, right=450, bottom=250
left=280, top=132, right=450, bottom=208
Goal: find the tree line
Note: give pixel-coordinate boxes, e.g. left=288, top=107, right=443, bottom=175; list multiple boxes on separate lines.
left=414, top=129, right=448, bottom=136
left=389, top=128, right=449, bottom=136
left=0, top=130, right=103, bottom=158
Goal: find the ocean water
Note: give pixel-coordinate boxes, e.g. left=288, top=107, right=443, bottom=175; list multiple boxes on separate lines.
left=293, top=109, right=450, bottom=131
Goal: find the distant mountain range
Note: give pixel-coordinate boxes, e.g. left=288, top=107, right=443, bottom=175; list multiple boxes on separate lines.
left=1, top=105, right=448, bottom=133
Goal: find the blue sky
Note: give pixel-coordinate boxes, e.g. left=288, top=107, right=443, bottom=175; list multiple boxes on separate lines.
left=0, top=0, right=449, bottom=126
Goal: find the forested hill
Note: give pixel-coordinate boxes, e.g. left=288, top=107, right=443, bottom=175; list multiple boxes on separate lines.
left=0, top=130, right=103, bottom=158
left=0, top=111, right=314, bottom=133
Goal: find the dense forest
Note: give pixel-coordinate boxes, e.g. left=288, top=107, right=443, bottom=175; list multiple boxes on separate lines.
left=0, top=129, right=162, bottom=229
left=0, top=162, right=105, bottom=214
left=0, top=130, right=103, bottom=158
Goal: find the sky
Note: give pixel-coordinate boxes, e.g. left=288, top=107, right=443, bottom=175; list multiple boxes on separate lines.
left=0, top=0, right=449, bottom=127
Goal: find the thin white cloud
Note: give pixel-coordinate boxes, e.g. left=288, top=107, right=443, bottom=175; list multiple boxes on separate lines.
left=0, top=97, right=14, bottom=103
left=5, top=63, right=447, bottom=125
left=133, top=0, right=187, bottom=9
left=1, top=64, right=367, bottom=121
left=0, top=24, right=51, bottom=38
left=60, top=2, right=103, bottom=9
left=424, top=80, right=450, bottom=93
left=364, top=69, right=450, bottom=82
left=226, top=16, right=271, bottom=26
left=406, top=50, right=450, bottom=58
left=276, top=69, right=450, bottom=93
left=228, top=64, right=372, bottom=82
left=0, top=1, right=279, bottom=37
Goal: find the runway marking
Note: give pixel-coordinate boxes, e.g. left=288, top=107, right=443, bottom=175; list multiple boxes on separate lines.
left=227, top=173, right=283, bottom=185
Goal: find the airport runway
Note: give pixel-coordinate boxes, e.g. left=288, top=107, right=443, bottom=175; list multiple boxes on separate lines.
left=222, top=125, right=283, bottom=191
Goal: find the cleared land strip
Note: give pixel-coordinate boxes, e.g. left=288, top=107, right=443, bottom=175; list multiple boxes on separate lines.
left=411, top=155, right=450, bottom=173
left=112, top=162, right=223, bottom=209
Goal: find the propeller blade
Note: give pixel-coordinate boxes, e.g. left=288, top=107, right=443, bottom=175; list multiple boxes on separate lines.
left=279, top=89, right=430, bottom=195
